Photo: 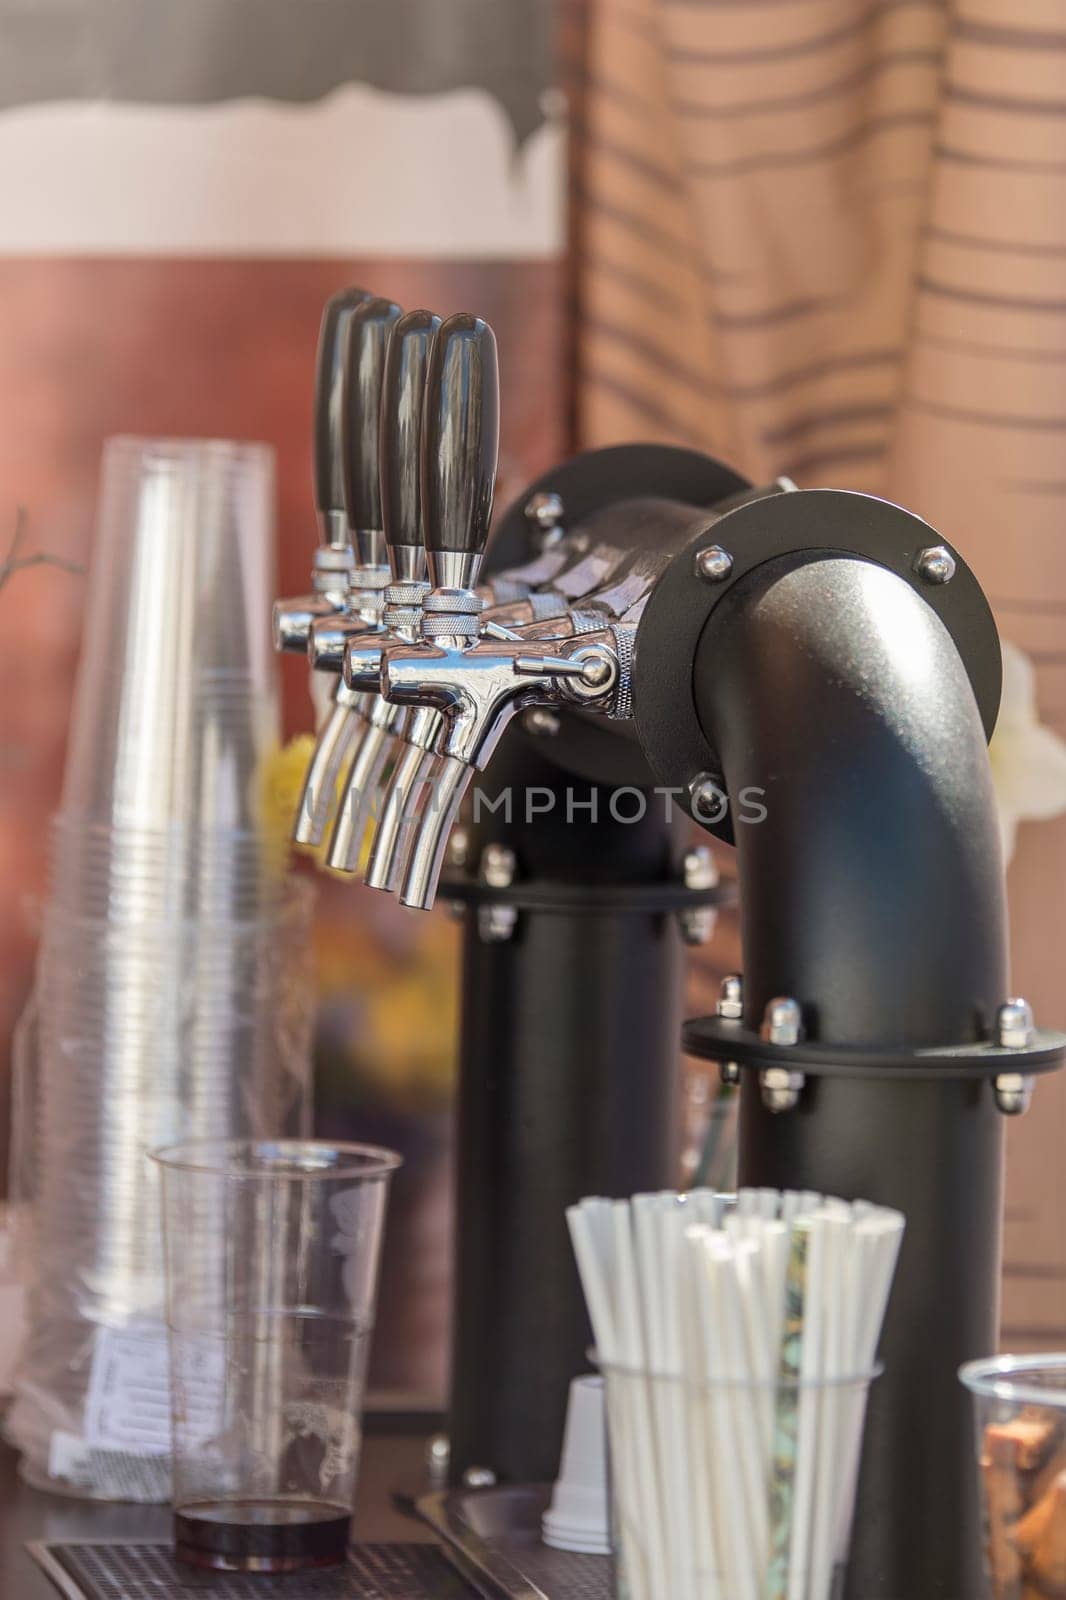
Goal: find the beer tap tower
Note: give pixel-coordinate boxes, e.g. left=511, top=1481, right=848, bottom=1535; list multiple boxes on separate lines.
left=275, top=290, right=1066, bottom=1600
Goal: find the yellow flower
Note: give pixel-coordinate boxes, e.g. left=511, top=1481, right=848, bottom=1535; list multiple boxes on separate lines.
left=257, top=735, right=368, bottom=877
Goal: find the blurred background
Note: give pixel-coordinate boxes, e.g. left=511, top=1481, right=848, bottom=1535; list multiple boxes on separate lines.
left=1, top=0, right=1063, bottom=1403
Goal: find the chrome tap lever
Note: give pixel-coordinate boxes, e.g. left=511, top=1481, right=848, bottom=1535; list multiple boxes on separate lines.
left=421, top=311, right=499, bottom=599
left=294, top=296, right=402, bottom=846
left=273, top=285, right=373, bottom=654
left=360, top=314, right=498, bottom=899
left=328, top=309, right=441, bottom=874
left=379, top=308, right=441, bottom=587
left=307, top=294, right=404, bottom=668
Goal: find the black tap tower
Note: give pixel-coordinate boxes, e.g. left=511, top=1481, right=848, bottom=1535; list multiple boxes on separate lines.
left=278, top=290, right=1066, bottom=1600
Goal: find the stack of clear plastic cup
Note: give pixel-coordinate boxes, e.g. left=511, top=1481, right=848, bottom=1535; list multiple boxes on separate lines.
left=6, top=439, right=315, bottom=1501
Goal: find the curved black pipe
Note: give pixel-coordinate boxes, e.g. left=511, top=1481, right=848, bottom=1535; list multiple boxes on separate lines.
left=695, top=553, right=1007, bottom=1600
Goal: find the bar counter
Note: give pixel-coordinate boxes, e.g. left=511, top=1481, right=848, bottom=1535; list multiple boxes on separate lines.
left=0, top=1434, right=435, bottom=1599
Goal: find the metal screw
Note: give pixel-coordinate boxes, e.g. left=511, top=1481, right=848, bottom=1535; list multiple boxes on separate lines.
left=525, top=491, right=565, bottom=545
left=480, top=842, right=516, bottom=889
left=524, top=707, right=561, bottom=737
left=715, top=977, right=743, bottom=1085
left=695, top=544, right=734, bottom=583
left=689, top=773, right=729, bottom=825
left=462, top=1465, right=498, bottom=1489
left=448, top=825, right=471, bottom=870
left=683, top=846, right=718, bottom=891
left=993, top=1072, right=1034, bottom=1117
left=679, top=908, right=717, bottom=946
left=425, top=1433, right=451, bottom=1484
left=716, top=974, right=743, bottom=1021
left=759, top=997, right=805, bottom=1111
left=760, top=1066, right=806, bottom=1114
left=994, top=997, right=1035, bottom=1115
left=679, top=846, right=718, bottom=943
left=478, top=903, right=518, bottom=944
left=996, top=998, right=1034, bottom=1049
left=761, top=996, right=804, bottom=1046
left=913, top=545, right=956, bottom=585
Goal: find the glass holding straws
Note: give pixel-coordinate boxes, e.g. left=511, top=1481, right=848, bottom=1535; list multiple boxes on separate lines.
left=569, top=1189, right=904, bottom=1600
left=152, top=1139, right=401, bottom=1572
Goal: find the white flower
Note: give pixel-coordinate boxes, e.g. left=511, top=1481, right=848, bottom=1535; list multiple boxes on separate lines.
left=988, top=641, right=1066, bottom=865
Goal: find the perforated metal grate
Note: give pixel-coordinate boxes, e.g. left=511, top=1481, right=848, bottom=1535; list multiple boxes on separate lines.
left=32, top=1542, right=478, bottom=1600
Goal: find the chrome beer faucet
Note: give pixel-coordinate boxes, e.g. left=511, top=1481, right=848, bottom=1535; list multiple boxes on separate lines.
left=293, top=296, right=402, bottom=847
left=326, top=308, right=442, bottom=874
left=368, top=314, right=630, bottom=910
left=272, top=286, right=371, bottom=662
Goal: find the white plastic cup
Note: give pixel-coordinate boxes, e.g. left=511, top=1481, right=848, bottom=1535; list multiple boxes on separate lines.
left=543, top=1374, right=611, bottom=1555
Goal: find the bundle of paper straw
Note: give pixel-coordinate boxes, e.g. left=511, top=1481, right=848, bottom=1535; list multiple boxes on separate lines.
left=567, top=1188, right=905, bottom=1600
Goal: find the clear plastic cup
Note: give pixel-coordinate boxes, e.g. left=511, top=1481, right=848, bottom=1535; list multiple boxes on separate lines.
left=597, top=1356, right=880, bottom=1600
left=61, top=437, right=279, bottom=832
left=960, top=1355, right=1066, bottom=1600
left=151, top=1140, right=401, bottom=1571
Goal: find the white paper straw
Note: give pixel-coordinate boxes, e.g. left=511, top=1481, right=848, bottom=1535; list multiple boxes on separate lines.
left=565, top=1189, right=904, bottom=1600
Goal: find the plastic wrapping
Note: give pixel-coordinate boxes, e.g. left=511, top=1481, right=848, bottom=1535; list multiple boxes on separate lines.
left=5, top=438, right=316, bottom=1500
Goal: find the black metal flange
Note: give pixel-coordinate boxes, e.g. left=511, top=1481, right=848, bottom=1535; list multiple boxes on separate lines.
left=681, top=1013, right=1066, bottom=1082
left=441, top=871, right=735, bottom=917
left=484, top=445, right=753, bottom=789
left=633, top=488, right=1003, bottom=843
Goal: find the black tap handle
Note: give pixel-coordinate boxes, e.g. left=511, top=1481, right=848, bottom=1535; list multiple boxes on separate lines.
left=379, top=309, right=442, bottom=563
left=312, top=286, right=373, bottom=520
left=421, top=312, right=499, bottom=560
left=341, top=296, right=404, bottom=535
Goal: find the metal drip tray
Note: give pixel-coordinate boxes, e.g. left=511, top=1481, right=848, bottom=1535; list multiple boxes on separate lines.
left=29, top=1541, right=478, bottom=1600
left=417, top=1486, right=612, bottom=1600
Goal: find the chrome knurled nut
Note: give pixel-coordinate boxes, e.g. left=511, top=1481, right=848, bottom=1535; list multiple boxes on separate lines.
left=528, top=591, right=570, bottom=622
left=608, top=624, right=636, bottom=719
left=349, top=565, right=391, bottom=590
left=385, top=580, right=431, bottom=606
left=384, top=606, right=424, bottom=631
left=314, top=545, right=355, bottom=573
left=423, top=588, right=484, bottom=615
left=488, top=575, right=531, bottom=605
left=422, top=612, right=480, bottom=638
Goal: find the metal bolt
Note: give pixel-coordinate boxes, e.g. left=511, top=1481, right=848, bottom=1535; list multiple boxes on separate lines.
left=760, top=1066, right=806, bottom=1114
left=993, top=1072, right=1034, bottom=1117
left=680, top=847, right=718, bottom=942
left=478, top=903, right=518, bottom=944
left=759, top=997, right=805, bottom=1111
left=716, top=974, right=744, bottom=1020
left=448, top=825, right=471, bottom=870
left=425, top=1433, right=451, bottom=1484
left=524, top=491, right=565, bottom=544
left=683, top=846, right=719, bottom=891
left=480, top=842, right=516, bottom=889
left=996, top=997, right=1034, bottom=1049
left=462, top=1465, right=498, bottom=1489
left=679, top=908, right=717, bottom=946
left=994, top=997, right=1035, bottom=1115
left=524, top=707, right=561, bottom=737
left=689, top=773, right=729, bottom=825
left=715, top=978, right=743, bottom=1086
left=695, top=544, right=734, bottom=583
left=913, top=545, right=956, bottom=585
left=761, top=996, right=804, bottom=1046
